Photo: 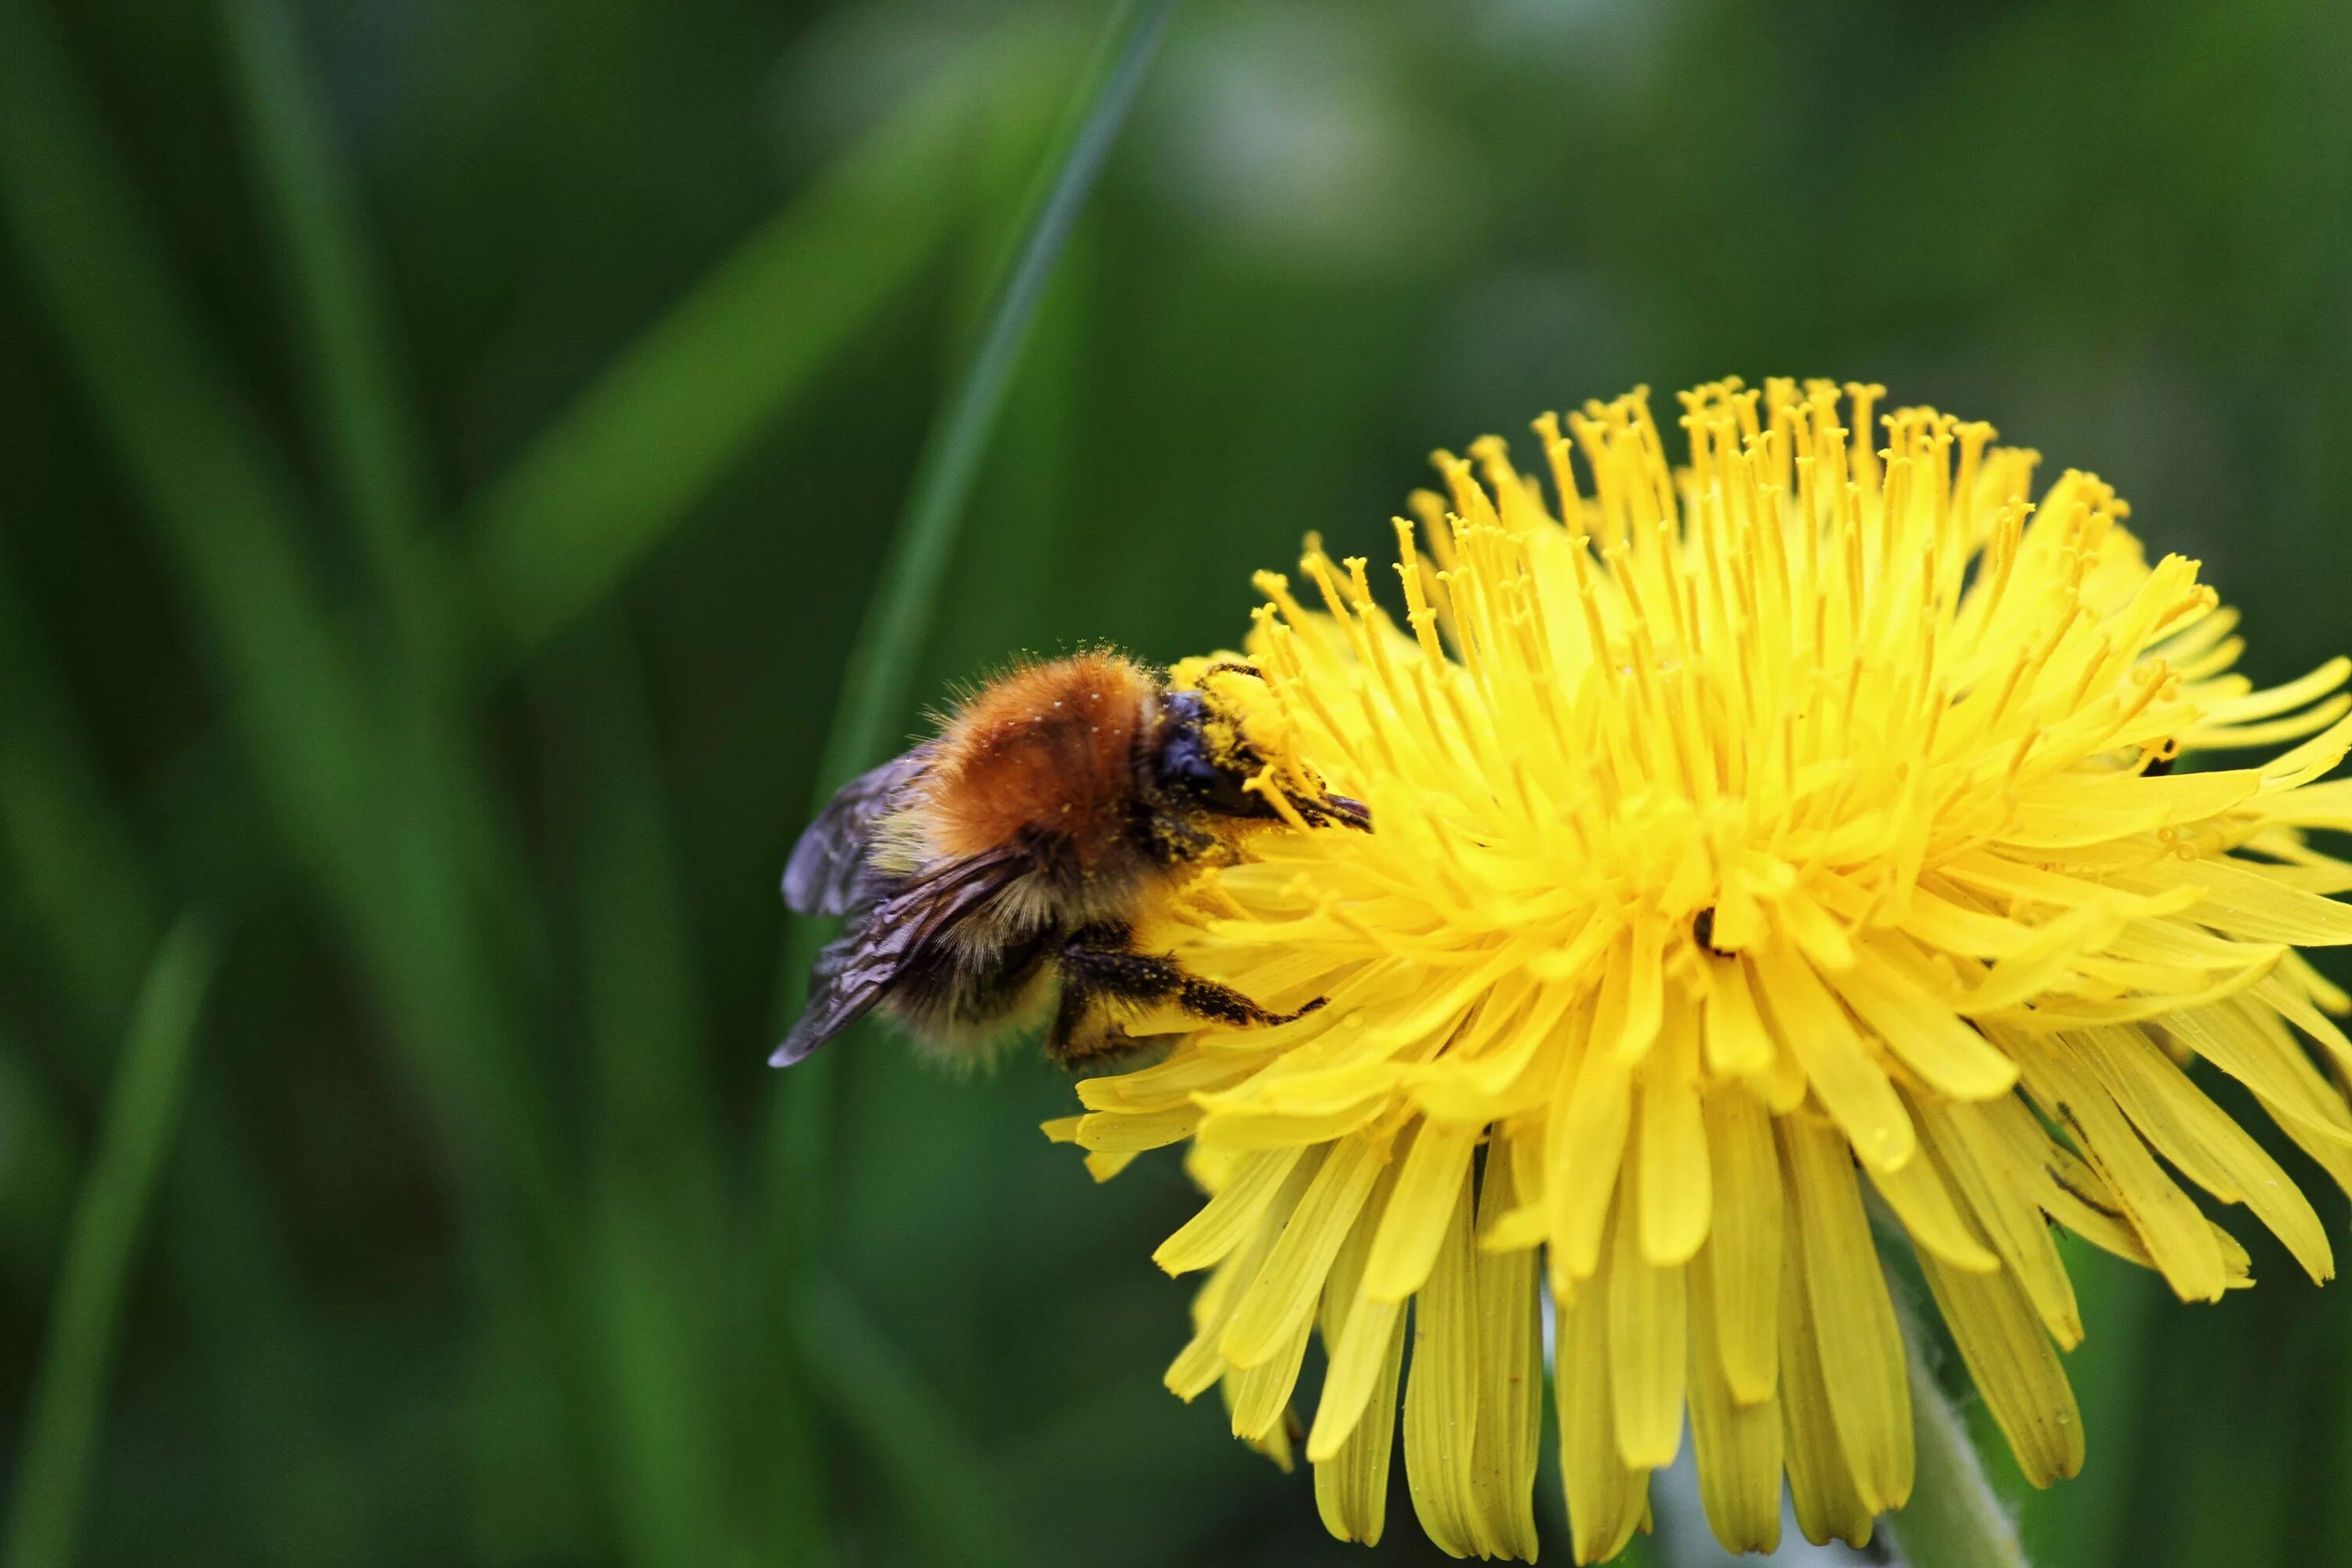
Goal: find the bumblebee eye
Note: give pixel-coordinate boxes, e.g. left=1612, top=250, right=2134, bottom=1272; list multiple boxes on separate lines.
left=1155, top=691, right=1275, bottom=818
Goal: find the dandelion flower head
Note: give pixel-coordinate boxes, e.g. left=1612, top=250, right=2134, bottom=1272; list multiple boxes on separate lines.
left=1047, top=377, right=2352, bottom=1560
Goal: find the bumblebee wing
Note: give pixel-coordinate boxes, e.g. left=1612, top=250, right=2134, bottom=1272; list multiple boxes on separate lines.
left=770, top=926, right=891, bottom=1066
left=770, top=843, right=1026, bottom=1066
left=782, top=743, right=936, bottom=916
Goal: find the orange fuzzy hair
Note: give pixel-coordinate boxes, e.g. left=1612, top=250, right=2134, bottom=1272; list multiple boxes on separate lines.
left=924, top=652, right=1159, bottom=865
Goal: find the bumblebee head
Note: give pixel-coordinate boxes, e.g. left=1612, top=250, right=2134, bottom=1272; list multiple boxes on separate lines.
left=1156, top=659, right=1370, bottom=831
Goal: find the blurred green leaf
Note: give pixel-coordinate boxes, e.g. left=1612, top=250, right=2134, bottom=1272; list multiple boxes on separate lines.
left=218, top=0, right=442, bottom=676
left=0, top=0, right=561, bottom=1218
left=470, top=30, right=1064, bottom=660
left=571, top=653, right=739, bottom=1568
left=0, top=532, right=379, bottom=1568
left=1606, top=1529, right=1661, bottom=1566
left=801, top=0, right=1175, bottom=808
left=0, top=4, right=591, bottom=1552
left=2, top=913, right=220, bottom=1568
left=793, top=1269, right=1032, bottom=1568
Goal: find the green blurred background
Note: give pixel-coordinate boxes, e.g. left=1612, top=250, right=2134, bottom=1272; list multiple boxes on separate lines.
left=2, top=0, right=2350, bottom=1563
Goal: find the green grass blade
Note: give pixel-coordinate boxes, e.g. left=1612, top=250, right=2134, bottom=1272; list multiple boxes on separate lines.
left=468, top=33, right=1061, bottom=659
left=0, top=0, right=562, bottom=1229
left=0, top=7, right=584, bottom=1547
left=793, top=1271, right=1031, bottom=1568
left=807, top=0, right=1178, bottom=804
left=0, top=528, right=381, bottom=1568
left=216, top=0, right=441, bottom=673
left=2, top=914, right=223, bottom=1568
left=571, top=655, right=737, bottom=1568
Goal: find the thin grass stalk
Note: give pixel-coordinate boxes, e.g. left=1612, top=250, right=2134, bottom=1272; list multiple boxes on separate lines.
left=217, top=0, right=443, bottom=680
left=467, top=30, right=1065, bottom=660
left=0, top=535, right=379, bottom=1567
left=0, top=6, right=590, bottom=1550
left=801, top=0, right=1177, bottom=810
left=0, top=0, right=564, bottom=1241
left=2, top=916, right=222, bottom=1568
left=570, top=650, right=738, bottom=1568
left=216, top=0, right=552, bottom=1091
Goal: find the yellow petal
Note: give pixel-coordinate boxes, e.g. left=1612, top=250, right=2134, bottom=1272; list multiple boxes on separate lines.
left=1553, top=1229, right=1650, bottom=1566
left=2252, top=972, right=2352, bottom=1069
left=1403, top=1174, right=1479, bottom=1556
left=1864, top=1127, right=1999, bottom=1272
left=1223, top=1130, right=1390, bottom=1367
left=1167, top=1154, right=1320, bottom=1399
left=1702, top=953, right=1774, bottom=1075
left=1083, top=1150, right=1135, bottom=1182
left=2067, top=1025, right=2332, bottom=1283
left=1916, top=1098, right=2082, bottom=1345
left=1546, top=1036, right=1631, bottom=1291
left=2005, top=768, right=2260, bottom=848
left=2165, top=1000, right=2352, bottom=1177
left=2112, top=855, right=2352, bottom=945
left=1829, top=946, right=2017, bottom=1099
left=2259, top=706, right=2352, bottom=788
left=1686, top=1241, right=1783, bottom=1554
left=2005, top=1031, right=2227, bottom=1301
left=1915, top=1248, right=2085, bottom=1488
left=1700, top=1086, right=1782, bottom=1403
left=1308, top=1150, right=1405, bottom=1533
left=2187, top=694, right=2352, bottom=750
left=1076, top=1046, right=1258, bottom=1111
left=1595, top=920, right=1666, bottom=1062
left=1361, top=1118, right=1479, bottom=1301
left=2198, top=653, right=2351, bottom=724
left=1780, top=1112, right=1913, bottom=1513
left=1225, top=1315, right=1313, bottom=1443
left=1465, top=1137, right=1542, bottom=1561
left=1638, top=996, right=1711, bottom=1266
left=1900, top=884, right=2037, bottom=959
left=1076, top=1104, right=1201, bottom=1152
left=1777, top=1213, right=1875, bottom=1548
left=1751, top=945, right=1916, bottom=1173
left=1606, top=1172, right=1686, bottom=1470
left=1153, top=1146, right=1308, bottom=1276
left=1312, top=1308, right=1406, bottom=1544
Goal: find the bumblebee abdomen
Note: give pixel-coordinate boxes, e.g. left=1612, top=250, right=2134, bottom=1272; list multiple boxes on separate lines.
left=926, top=653, right=1157, bottom=867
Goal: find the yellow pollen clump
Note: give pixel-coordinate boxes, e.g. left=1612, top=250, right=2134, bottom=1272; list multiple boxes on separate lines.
left=1047, top=377, right=2352, bottom=1563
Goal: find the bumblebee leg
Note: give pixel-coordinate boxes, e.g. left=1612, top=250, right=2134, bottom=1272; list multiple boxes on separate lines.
left=1047, top=923, right=1323, bottom=1067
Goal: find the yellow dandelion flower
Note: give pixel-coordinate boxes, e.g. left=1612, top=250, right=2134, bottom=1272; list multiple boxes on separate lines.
left=1045, top=377, right=2352, bottom=1561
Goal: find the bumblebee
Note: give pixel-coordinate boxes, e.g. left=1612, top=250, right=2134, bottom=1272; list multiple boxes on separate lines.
left=773, top=652, right=1367, bottom=1068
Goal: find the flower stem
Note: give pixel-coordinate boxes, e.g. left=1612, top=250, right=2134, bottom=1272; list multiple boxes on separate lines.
left=1882, top=1338, right=2030, bottom=1568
